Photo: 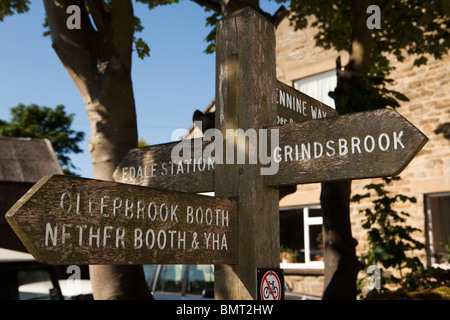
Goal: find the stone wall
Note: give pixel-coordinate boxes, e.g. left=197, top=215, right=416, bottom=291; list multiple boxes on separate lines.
left=285, top=274, right=324, bottom=297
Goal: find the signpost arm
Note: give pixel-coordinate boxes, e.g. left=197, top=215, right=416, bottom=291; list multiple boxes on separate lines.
left=214, top=8, right=279, bottom=300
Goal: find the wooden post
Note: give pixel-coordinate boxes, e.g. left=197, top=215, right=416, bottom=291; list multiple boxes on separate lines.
left=214, top=8, right=279, bottom=300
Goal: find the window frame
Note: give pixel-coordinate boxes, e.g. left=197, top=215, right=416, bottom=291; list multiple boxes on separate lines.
left=293, top=70, right=337, bottom=109
left=425, top=192, right=450, bottom=269
left=280, top=204, right=324, bottom=271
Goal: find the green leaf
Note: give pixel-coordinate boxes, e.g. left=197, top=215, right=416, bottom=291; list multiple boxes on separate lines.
left=203, top=12, right=220, bottom=54
left=0, top=0, right=30, bottom=22
left=134, top=37, right=150, bottom=59
left=135, top=0, right=180, bottom=10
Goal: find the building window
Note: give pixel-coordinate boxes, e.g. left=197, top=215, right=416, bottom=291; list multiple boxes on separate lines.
left=293, top=70, right=337, bottom=109
left=280, top=205, right=324, bottom=269
left=425, top=192, right=450, bottom=269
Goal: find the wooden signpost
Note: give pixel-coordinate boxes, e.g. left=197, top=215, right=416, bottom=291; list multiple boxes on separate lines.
left=5, top=175, right=237, bottom=265
left=112, top=83, right=338, bottom=192
left=114, top=109, right=427, bottom=191
left=6, top=7, right=428, bottom=300
left=213, top=8, right=279, bottom=300
left=276, top=80, right=337, bottom=125
left=265, top=108, right=428, bottom=186
left=113, top=139, right=214, bottom=193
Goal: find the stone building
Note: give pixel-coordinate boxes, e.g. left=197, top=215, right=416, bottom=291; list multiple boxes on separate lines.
left=275, top=17, right=450, bottom=296
left=0, top=137, right=63, bottom=252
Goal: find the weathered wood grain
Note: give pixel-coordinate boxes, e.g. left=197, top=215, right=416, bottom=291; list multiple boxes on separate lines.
left=6, top=175, right=237, bottom=265
left=265, top=108, right=428, bottom=186
left=113, top=139, right=214, bottom=193
left=213, top=8, right=280, bottom=300
left=276, top=80, right=338, bottom=124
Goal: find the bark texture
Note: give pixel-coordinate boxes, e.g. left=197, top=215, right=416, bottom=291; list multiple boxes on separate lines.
left=43, top=0, right=152, bottom=300
left=321, top=180, right=360, bottom=300
left=321, top=0, right=372, bottom=300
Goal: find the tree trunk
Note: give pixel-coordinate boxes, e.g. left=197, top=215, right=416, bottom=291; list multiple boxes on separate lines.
left=321, top=181, right=360, bottom=300
left=321, top=0, right=372, bottom=299
left=43, top=0, right=152, bottom=300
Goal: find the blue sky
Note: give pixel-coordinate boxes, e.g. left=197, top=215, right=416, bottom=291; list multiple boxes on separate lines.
left=0, top=0, right=282, bottom=178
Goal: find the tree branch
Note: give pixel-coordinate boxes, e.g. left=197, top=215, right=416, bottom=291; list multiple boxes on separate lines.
left=190, top=0, right=288, bottom=27
left=43, top=0, right=98, bottom=91
left=349, top=0, right=372, bottom=71
left=44, top=0, right=95, bottom=49
left=190, top=0, right=222, bottom=13
left=271, top=5, right=288, bottom=27
left=85, top=0, right=108, bottom=34
left=110, top=0, right=134, bottom=71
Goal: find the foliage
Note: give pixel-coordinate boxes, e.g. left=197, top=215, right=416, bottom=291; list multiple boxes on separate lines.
left=331, top=64, right=410, bottom=115
left=0, top=0, right=29, bottom=21
left=442, top=242, right=450, bottom=262
left=351, top=177, right=424, bottom=289
left=402, top=264, right=450, bottom=292
left=276, top=0, right=450, bottom=67
left=138, top=138, right=149, bottom=147
left=204, top=12, right=220, bottom=54
left=134, top=36, right=150, bottom=59
left=280, top=245, right=298, bottom=263
left=274, top=0, right=450, bottom=114
left=41, top=1, right=151, bottom=59
left=0, top=104, right=85, bottom=175
left=352, top=177, right=450, bottom=296
left=365, top=285, right=450, bottom=300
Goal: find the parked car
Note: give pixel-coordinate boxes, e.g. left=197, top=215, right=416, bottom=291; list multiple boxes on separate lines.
left=284, top=289, right=321, bottom=300
left=144, top=264, right=214, bottom=300
left=0, top=248, right=92, bottom=300
left=144, top=264, right=320, bottom=300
